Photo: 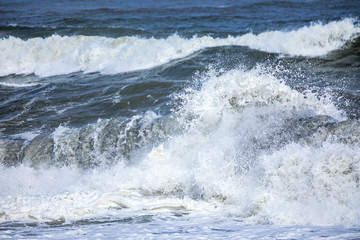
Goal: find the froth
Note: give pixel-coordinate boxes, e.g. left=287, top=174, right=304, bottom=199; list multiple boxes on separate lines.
left=0, top=67, right=359, bottom=226
left=158, top=68, right=358, bottom=225
left=0, top=82, right=40, bottom=88
left=0, top=18, right=358, bottom=77
left=257, top=140, right=360, bottom=225
left=238, top=18, right=359, bottom=57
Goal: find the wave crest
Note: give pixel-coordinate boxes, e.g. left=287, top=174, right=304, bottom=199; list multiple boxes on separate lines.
left=0, top=18, right=358, bottom=77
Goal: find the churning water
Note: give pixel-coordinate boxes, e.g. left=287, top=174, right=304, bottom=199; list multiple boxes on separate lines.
left=1, top=0, right=360, bottom=239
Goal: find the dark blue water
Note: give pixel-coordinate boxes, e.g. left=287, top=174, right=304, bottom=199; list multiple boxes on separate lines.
left=1, top=0, right=359, bottom=39
left=0, top=0, right=360, bottom=239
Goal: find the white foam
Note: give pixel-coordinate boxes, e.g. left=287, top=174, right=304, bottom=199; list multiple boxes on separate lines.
left=255, top=141, right=360, bottom=226
left=0, top=165, right=82, bottom=197
left=237, top=18, right=359, bottom=57
left=0, top=82, right=40, bottom=88
left=0, top=18, right=358, bottom=77
left=12, top=131, right=39, bottom=140
left=0, top=67, right=358, bottom=227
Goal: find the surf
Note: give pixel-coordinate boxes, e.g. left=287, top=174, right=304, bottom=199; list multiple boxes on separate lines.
left=1, top=66, right=359, bottom=226
left=0, top=18, right=358, bottom=77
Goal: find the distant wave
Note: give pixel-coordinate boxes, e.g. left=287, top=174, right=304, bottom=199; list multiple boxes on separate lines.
left=0, top=82, right=40, bottom=88
left=238, top=18, right=359, bottom=56
left=0, top=18, right=358, bottom=77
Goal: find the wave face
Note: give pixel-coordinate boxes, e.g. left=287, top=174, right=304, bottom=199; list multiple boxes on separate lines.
left=0, top=18, right=358, bottom=77
left=1, top=66, right=359, bottom=226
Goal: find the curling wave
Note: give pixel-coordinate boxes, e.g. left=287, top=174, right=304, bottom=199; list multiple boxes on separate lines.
left=0, top=18, right=358, bottom=77
left=1, top=66, right=359, bottom=226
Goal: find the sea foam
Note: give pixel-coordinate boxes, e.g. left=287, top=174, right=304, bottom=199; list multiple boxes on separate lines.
left=0, top=18, right=358, bottom=77
left=1, top=66, right=358, bottom=226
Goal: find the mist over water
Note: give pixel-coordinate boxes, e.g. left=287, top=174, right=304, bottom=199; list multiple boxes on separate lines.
left=1, top=0, right=360, bottom=239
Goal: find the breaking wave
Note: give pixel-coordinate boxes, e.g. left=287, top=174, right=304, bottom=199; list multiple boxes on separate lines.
left=1, top=66, right=359, bottom=226
left=0, top=18, right=358, bottom=77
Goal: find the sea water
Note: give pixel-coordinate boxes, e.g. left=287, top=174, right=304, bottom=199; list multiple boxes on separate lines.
left=0, top=0, right=360, bottom=239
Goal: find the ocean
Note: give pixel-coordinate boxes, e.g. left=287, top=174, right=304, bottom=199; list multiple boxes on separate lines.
left=0, top=0, right=360, bottom=239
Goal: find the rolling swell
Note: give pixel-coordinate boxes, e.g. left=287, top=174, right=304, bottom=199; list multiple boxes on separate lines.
left=0, top=24, right=150, bottom=39
left=322, top=34, right=360, bottom=69
left=2, top=112, right=357, bottom=169
left=0, top=18, right=358, bottom=77
left=0, top=113, right=176, bottom=168
left=0, top=111, right=352, bottom=169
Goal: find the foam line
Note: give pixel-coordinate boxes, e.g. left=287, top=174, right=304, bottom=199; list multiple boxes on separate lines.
left=0, top=18, right=358, bottom=77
